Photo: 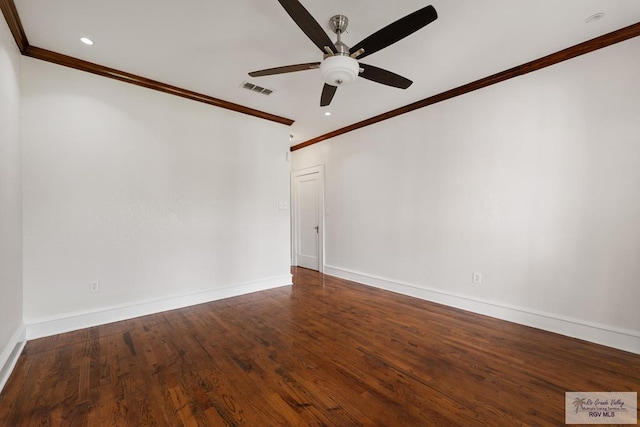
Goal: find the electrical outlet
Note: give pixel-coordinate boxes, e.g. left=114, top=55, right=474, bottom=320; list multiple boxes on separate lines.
left=90, top=280, right=100, bottom=292
left=472, top=272, right=482, bottom=284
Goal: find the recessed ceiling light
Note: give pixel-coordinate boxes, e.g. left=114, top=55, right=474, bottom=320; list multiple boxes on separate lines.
left=585, top=13, right=605, bottom=24
left=80, top=37, right=94, bottom=45
left=324, top=112, right=331, bottom=116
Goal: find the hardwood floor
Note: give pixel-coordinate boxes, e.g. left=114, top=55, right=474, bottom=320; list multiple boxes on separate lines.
left=1, top=267, right=638, bottom=426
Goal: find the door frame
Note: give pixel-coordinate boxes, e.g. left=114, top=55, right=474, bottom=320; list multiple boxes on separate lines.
left=291, top=165, right=325, bottom=272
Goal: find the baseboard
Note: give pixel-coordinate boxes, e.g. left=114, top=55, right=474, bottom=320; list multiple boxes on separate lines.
left=26, top=274, right=292, bottom=340
left=324, top=265, right=640, bottom=355
left=0, top=323, right=27, bottom=394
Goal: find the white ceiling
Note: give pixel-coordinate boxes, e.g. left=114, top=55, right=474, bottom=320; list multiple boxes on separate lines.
left=14, top=1, right=640, bottom=145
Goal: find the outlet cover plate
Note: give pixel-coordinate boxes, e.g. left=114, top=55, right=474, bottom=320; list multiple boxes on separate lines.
left=472, top=272, right=482, bottom=284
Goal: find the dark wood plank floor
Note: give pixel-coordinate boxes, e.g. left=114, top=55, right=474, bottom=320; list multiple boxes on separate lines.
left=1, top=267, right=638, bottom=426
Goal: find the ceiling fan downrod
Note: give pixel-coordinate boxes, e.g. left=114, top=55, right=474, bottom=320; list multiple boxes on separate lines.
left=328, top=15, right=351, bottom=56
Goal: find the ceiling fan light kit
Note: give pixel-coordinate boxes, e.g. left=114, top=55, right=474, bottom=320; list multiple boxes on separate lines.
left=320, top=55, right=359, bottom=86
left=321, top=14, right=359, bottom=86
left=250, top=1, right=438, bottom=106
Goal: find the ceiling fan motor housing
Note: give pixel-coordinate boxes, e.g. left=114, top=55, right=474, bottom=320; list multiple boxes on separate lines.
left=320, top=55, right=359, bottom=86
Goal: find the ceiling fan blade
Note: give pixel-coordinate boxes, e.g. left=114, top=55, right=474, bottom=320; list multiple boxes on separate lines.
left=277, top=0, right=337, bottom=54
left=359, top=63, right=413, bottom=89
left=249, top=62, right=321, bottom=77
left=350, top=5, right=437, bottom=60
left=320, top=84, right=337, bottom=106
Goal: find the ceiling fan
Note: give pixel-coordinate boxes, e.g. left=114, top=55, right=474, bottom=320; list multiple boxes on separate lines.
left=248, top=1, right=438, bottom=107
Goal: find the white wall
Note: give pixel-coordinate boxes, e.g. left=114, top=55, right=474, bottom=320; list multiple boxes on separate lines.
left=22, top=57, right=291, bottom=332
left=293, top=38, right=640, bottom=353
left=0, top=14, right=24, bottom=385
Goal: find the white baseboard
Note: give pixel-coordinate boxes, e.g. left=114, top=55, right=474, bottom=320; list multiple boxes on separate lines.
left=26, top=274, right=292, bottom=340
left=0, top=323, right=27, bottom=394
left=324, top=265, right=640, bottom=355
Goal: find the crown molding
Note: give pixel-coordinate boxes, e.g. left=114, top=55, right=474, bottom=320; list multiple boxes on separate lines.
left=4, top=0, right=639, bottom=142
left=0, top=0, right=28, bottom=53
left=291, top=21, right=640, bottom=151
left=1, top=0, right=293, bottom=126
left=23, top=46, right=294, bottom=125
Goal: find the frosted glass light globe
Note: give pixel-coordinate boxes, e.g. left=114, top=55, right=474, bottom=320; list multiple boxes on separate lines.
left=320, top=55, right=359, bottom=86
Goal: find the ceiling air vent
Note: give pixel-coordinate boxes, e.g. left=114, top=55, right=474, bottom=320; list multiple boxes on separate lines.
left=241, top=81, right=275, bottom=96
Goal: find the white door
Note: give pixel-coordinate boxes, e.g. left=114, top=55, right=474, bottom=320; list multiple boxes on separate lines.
left=293, top=167, right=323, bottom=271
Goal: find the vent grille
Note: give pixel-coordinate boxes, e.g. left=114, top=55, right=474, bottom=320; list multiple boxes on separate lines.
left=241, top=81, right=275, bottom=96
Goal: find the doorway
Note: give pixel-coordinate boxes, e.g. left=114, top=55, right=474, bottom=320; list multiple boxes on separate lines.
left=292, top=165, right=324, bottom=272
